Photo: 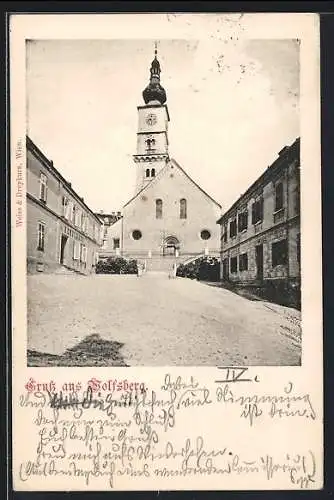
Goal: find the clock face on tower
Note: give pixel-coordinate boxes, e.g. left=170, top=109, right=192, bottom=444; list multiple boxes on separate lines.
left=146, top=113, right=157, bottom=126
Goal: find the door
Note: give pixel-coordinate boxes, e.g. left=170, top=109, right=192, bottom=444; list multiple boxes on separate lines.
left=165, top=244, right=176, bottom=256
left=163, top=236, right=180, bottom=257
left=60, top=235, right=68, bottom=264
left=255, top=244, right=263, bottom=280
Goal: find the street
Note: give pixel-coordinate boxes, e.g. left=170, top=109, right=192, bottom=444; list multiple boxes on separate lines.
left=27, top=272, right=301, bottom=366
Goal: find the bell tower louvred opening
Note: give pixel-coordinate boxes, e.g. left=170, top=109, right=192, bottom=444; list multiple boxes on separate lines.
left=133, top=42, right=170, bottom=193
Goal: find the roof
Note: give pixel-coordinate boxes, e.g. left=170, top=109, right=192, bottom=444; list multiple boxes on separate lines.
left=171, top=159, right=222, bottom=208
left=216, top=137, right=300, bottom=225
left=26, top=136, right=102, bottom=225
left=123, top=158, right=222, bottom=209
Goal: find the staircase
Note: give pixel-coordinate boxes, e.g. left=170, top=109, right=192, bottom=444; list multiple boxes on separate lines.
left=145, top=256, right=177, bottom=273
left=139, top=253, right=212, bottom=276
left=123, top=251, right=220, bottom=277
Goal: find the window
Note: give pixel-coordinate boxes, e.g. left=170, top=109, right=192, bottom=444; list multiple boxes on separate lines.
left=275, top=182, right=284, bottom=211
left=239, top=253, right=248, bottom=271
left=75, top=209, right=81, bottom=227
left=238, top=211, right=248, bottom=232
left=230, top=256, right=237, bottom=273
left=230, top=218, right=237, bottom=238
left=151, top=168, right=155, bottom=177
left=65, top=199, right=71, bottom=220
left=252, top=198, right=264, bottom=224
left=71, top=204, right=76, bottom=224
left=73, top=241, right=80, bottom=260
left=146, top=137, right=156, bottom=151
left=39, top=172, right=48, bottom=202
left=80, top=244, right=87, bottom=263
left=132, top=230, right=142, bottom=240
left=84, top=217, right=88, bottom=233
left=272, top=239, right=288, bottom=267
left=156, top=199, right=163, bottom=219
left=200, top=230, right=211, bottom=240
left=81, top=214, right=87, bottom=232
left=222, top=225, right=228, bottom=243
left=180, top=198, right=187, bottom=219
left=145, top=168, right=150, bottom=178
left=37, top=222, right=45, bottom=251
left=113, top=238, right=120, bottom=250
left=62, top=196, right=69, bottom=218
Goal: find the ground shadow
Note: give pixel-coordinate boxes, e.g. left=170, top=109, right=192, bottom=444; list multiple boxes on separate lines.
left=204, top=281, right=263, bottom=301
left=204, top=280, right=300, bottom=310
left=27, top=334, right=129, bottom=367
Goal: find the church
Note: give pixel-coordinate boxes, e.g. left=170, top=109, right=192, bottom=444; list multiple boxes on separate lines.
left=101, top=46, right=222, bottom=270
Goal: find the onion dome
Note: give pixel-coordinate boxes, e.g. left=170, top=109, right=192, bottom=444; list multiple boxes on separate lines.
left=142, top=44, right=167, bottom=105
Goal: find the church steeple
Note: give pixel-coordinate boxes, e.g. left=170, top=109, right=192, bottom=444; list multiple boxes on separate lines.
left=142, top=42, right=167, bottom=105
left=133, top=43, right=170, bottom=193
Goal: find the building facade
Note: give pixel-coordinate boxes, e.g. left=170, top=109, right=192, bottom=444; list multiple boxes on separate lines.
left=94, top=211, right=122, bottom=254
left=27, top=136, right=102, bottom=274
left=101, top=46, right=222, bottom=265
left=217, top=138, right=300, bottom=304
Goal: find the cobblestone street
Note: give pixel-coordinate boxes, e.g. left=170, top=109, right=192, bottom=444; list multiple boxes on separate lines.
left=27, top=273, right=301, bottom=366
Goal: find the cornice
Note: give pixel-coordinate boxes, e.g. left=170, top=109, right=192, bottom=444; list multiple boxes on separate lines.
left=133, top=154, right=169, bottom=163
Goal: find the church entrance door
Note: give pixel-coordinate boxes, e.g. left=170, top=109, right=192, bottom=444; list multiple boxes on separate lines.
left=163, top=236, right=180, bottom=257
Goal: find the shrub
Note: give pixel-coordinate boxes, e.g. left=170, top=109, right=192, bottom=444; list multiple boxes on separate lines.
left=263, top=279, right=301, bottom=310
left=177, top=257, right=220, bottom=281
left=96, top=257, right=138, bottom=275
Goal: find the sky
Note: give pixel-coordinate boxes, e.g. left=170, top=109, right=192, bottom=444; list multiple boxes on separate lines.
left=26, top=38, right=299, bottom=214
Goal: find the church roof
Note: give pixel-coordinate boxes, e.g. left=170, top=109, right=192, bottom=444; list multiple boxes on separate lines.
left=123, top=159, right=222, bottom=209
left=170, top=159, right=222, bottom=209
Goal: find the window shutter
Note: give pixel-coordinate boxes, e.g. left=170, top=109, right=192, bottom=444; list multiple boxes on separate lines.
left=68, top=201, right=72, bottom=221
left=75, top=209, right=81, bottom=227
left=80, top=244, right=87, bottom=263
left=73, top=241, right=80, bottom=260
left=64, top=199, right=69, bottom=219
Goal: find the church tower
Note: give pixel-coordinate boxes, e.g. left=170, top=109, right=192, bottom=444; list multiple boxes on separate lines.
left=133, top=43, right=170, bottom=192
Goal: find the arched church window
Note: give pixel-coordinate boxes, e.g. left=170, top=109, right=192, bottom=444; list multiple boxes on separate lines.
left=151, top=168, right=155, bottom=177
left=145, top=168, right=150, bottom=178
left=145, top=137, right=156, bottom=151
left=180, top=198, right=187, bottom=219
left=156, top=199, right=163, bottom=219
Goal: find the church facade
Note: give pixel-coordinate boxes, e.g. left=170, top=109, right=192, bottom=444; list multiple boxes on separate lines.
left=101, top=47, right=222, bottom=265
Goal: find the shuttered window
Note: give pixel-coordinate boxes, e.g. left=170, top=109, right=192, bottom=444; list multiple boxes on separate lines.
left=39, top=173, right=48, bottom=202
left=37, top=222, right=45, bottom=251
left=73, top=241, right=80, bottom=260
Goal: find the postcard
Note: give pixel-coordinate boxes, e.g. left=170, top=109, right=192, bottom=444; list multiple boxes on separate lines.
left=10, top=12, right=323, bottom=490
